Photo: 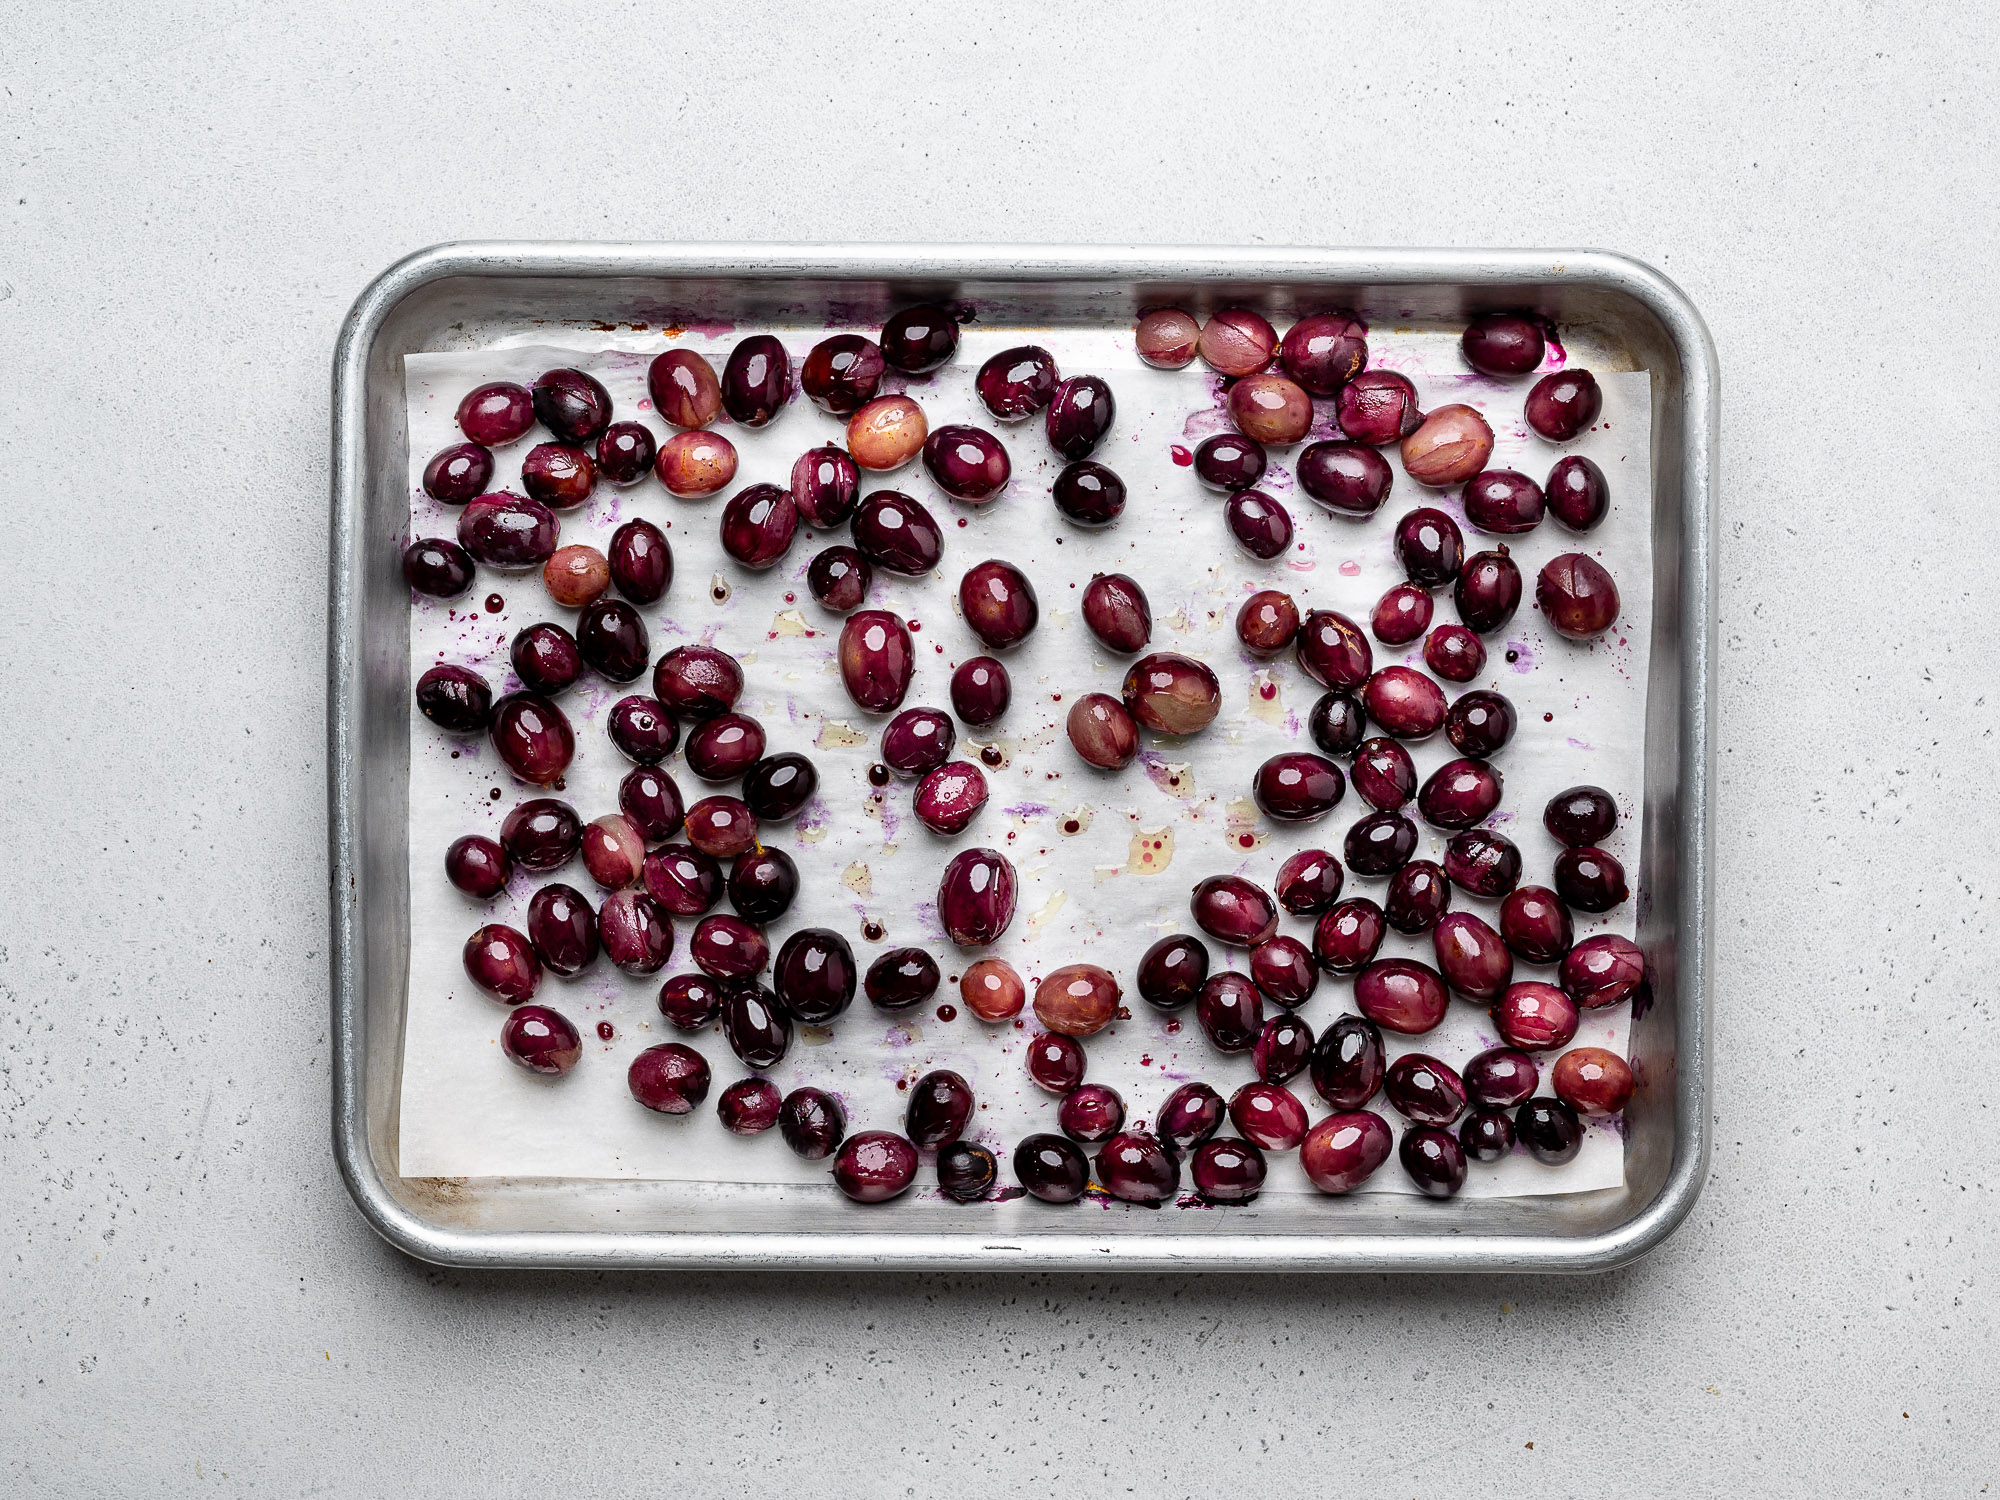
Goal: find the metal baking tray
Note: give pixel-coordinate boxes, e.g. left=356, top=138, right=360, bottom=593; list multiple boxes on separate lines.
left=329, top=243, right=1714, bottom=1272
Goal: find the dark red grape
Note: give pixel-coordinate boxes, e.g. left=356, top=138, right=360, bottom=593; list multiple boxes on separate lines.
left=653, top=645, right=743, bottom=721
left=1400, top=1125, right=1467, bottom=1196
left=1158, top=1082, right=1227, bottom=1155
left=771, top=927, right=854, bottom=1022
left=1351, top=736, right=1418, bottom=811
left=975, top=344, right=1059, bottom=420
left=1248, top=935, right=1318, bottom=1009
left=659, top=972, right=728, bottom=1029
left=937, top=1141, right=999, bottom=1201
left=1394, top=506, right=1464, bottom=586
left=1223, top=489, right=1293, bottom=560
left=1122, top=653, right=1220, bottom=735
left=1279, top=311, right=1367, bottom=394
left=488, top=693, right=573, bottom=783
left=647, top=350, right=722, bottom=429
left=1025, top=1032, right=1087, bottom=1093
left=1051, top=460, right=1125, bottom=527
left=1553, top=847, right=1629, bottom=912
left=500, top=1004, right=581, bottom=1077
left=580, top=813, right=645, bottom=891
left=1444, top=828, right=1522, bottom=898
left=1545, top=785, right=1618, bottom=846
left=722, top=983, right=792, bottom=1069
left=607, top=695, right=679, bottom=765
left=424, top=442, right=494, bottom=503
left=1445, top=689, right=1516, bottom=756
left=742, top=753, right=817, bottom=821
left=1515, top=1097, right=1584, bottom=1164
left=1494, top=982, right=1580, bottom=1051
left=807, top=546, right=871, bottom=611
left=1344, top=809, right=1418, bottom=876
left=1252, top=1013, right=1315, bottom=1083
left=727, top=848, right=798, bottom=924
left=463, top=923, right=540, bottom=1003
left=607, top=517, right=672, bottom=605
left=950, top=657, right=1010, bottom=725
left=520, top=442, right=597, bottom=510
left=937, top=847, right=1016, bottom=946
left=1057, top=1083, right=1125, bottom=1144
left=1229, top=1082, right=1309, bottom=1152
left=1461, top=1108, right=1515, bottom=1162
left=1296, top=440, right=1393, bottom=516
left=791, top=444, right=861, bottom=527
left=456, top=382, right=534, bottom=446
left=1547, top=454, right=1609, bottom=532
left=1537, top=553, right=1621, bottom=640
left=1424, top=625, right=1485, bottom=682
left=627, top=1043, right=711, bottom=1113
left=1081, top=573, right=1151, bottom=653
left=881, top=707, right=956, bottom=775
left=1190, top=1137, right=1267, bottom=1203
left=1372, top=582, right=1433, bottom=646
left=719, top=482, right=799, bottom=570
left=598, top=889, right=675, bottom=974
left=1353, top=958, right=1449, bottom=1034
left=720, top=335, right=790, bottom=427
left=913, top=760, right=989, bottom=835
left=1044, top=375, right=1115, bottom=459
left=779, top=1087, right=846, bottom=1159
left=1455, top=547, right=1523, bottom=634
left=683, top=713, right=764, bottom=782
left=717, top=1076, right=782, bottom=1134
left=1309, top=691, right=1368, bottom=755
left=531, top=368, right=612, bottom=445
left=596, top=422, right=655, bottom=486
left=880, top=304, right=959, bottom=374
left=851, top=490, right=943, bottom=575
left=1135, top=309, right=1200, bottom=369
left=1552, top=1047, right=1635, bottom=1117
left=959, top=559, right=1039, bottom=648
left=1194, top=432, right=1267, bottom=491
left=1013, top=1133, right=1088, bottom=1203
left=1136, top=935, right=1208, bottom=1011
left=526, top=883, right=599, bottom=975
left=1463, top=469, right=1545, bottom=534
left=1296, top=610, right=1373, bottom=690
left=1251, top=753, right=1346, bottom=821
left=833, top=1132, right=919, bottom=1203
left=1228, top=372, right=1312, bottom=445
left=1384, top=860, right=1451, bottom=934
left=864, top=947, right=940, bottom=1011
left=403, top=538, right=475, bottom=598
left=620, top=766, right=686, bottom=845
left=1334, top=370, right=1422, bottom=445
left=576, top=598, right=649, bottom=682
left=1312, top=897, right=1385, bottom=974
left=1309, top=1014, right=1385, bottom=1109
left=500, top=798, right=580, bottom=872
left=1464, top=1047, right=1539, bottom=1109
left=1561, top=934, right=1646, bottom=1010
left=1385, top=1053, right=1467, bottom=1126
left=800, top=334, right=885, bottom=415
left=1190, top=875, right=1278, bottom=946
left=1417, top=758, right=1503, bottom=830
left=1402, top=405, right=1494, bottom=487
left=458, top=493, right=558, bottom=570
left=1524, top=369, right=1602, bottom=442
left=923, top=424, right=1011, bottom=502
left=838, top=610, right=914, bottom=713
left=1499, top=886, right=1573, bottom=964
left=1237, top=589, right=1300, bottom=655
left=1274, top=849, right=1343, bottom=915
left=1363, top=666, right=1448, bottom=740
left=1431, top=911, right=1513, bottom=1000
left=445, top=834, right=511, bottom=899
left=1461, top=312, right=1547, bottom=376
left=1300, top=1111, right=1393, bottom=1193
left=1195, top=973, right=1264, bottom=1052
left=1095, top=1131, right=1180, bottom=1204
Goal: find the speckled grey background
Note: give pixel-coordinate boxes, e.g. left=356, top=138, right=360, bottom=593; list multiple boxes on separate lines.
left=3, top=3, right=1994, bottom=1494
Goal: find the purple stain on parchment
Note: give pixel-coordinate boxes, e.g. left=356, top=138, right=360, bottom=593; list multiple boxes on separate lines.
left=911, top=899, right=946, bottom=945
left=1506, top=639, right=1535, bottom=673
left=1566, top=736, right=1594, bottom=752
left=1002, top=801, right=1053, bottom=819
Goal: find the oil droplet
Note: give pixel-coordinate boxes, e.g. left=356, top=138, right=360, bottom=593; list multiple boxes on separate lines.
left=935, top=1004, right=957, bottom=1022
left=862, top=920, right=886, bottom=942
left=1543, top=712, right=1554, bottom=722
left=980, top=744, right=1004, bottom=768
left=1170, top=444, right=1193, bottom=466
left=799, top=1024, right=835, bottom=1046
left=1246, top=669, right=1285, bottom=725
left=1224, top=797, right=1268, bottom=849
left=1059, top=805, right=1094, bottom=836
left=488, top=787, right=502, bottom=801
left=769, top=607, right=811, bottom=637
left=816, top=720, right=868, bottom=749
left=1143, top=759, right=1197, bottom=801
left=1506, top=649, right=1519, bottom=663
left=867, top=763, right=891, bottom=786
left=842, top=862, right=874, bottom=897
left=1023, top=890, right=1068, bottom=937
left=1126, top=825, right=1175, bottom=875
left=596, top=1021, right=615, bottom=1041
left=484, top=593, right=505, bottom=612
left=710, top=574, right=732, bottom=603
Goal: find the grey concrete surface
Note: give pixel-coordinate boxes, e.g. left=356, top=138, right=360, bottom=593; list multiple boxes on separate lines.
left=3, top=2, right=1995, bottom=1494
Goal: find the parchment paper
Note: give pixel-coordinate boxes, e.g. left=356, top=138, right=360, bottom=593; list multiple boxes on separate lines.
left=398, top=321, right=1650, bottom=1199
